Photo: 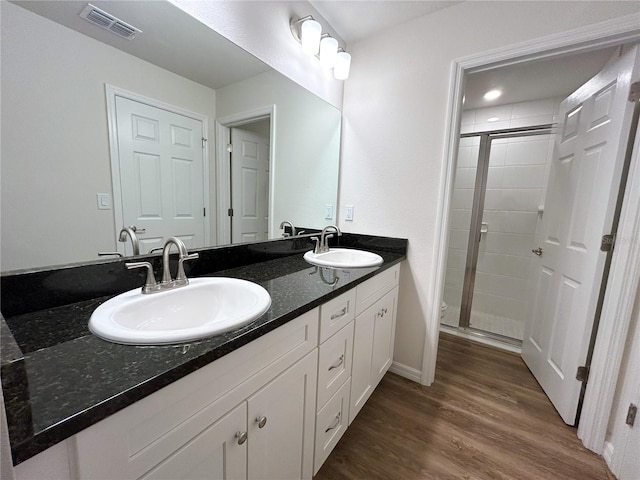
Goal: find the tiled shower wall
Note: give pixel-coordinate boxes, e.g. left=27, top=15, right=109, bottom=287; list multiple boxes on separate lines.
left=443, top=98, right=561, bottom=338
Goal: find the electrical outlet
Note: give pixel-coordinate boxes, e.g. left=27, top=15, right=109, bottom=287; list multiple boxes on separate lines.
left=345, top=205, right=354, bottom=221
left=325, top=204, right=334, bottom=220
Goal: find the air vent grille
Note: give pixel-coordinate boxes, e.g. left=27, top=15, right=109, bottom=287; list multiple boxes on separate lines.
left=79, top=4, right=141, bottom=40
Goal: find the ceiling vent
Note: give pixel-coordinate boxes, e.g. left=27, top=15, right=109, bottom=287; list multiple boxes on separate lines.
left=79, top=4, right=141, bottom=40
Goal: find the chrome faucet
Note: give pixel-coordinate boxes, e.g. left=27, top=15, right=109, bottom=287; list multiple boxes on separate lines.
left=312, top=225, right=342, bottom=254
left=119, top=226, right=140, bottom=256
left=161, top=237, right=198, bottom=286
left=125, top=237, right=199, bottom=294
left=279, top=220, right=297, bottom=237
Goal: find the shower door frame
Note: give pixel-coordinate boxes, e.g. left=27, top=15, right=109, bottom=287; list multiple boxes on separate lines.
left=458, top=124, right=554, bottom=344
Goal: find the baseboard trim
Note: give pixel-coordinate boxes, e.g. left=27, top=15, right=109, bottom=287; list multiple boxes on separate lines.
left=602, top=441, right=614, bottom=466
left=389, top=362, right=422, bottom=383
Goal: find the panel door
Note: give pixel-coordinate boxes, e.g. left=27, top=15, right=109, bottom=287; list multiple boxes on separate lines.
left=522, top=45, right=640, bottom=424
left=247, top=351, right=317, bottom=480
left=230, top=128, right=270, bottom=244
left=350, top=303, right=376, bottom=425
left=371, top=286, right=398, bottom=387
left=115, top=96, right=206, bottom=254
left=140, top=403, right=247, bottom=480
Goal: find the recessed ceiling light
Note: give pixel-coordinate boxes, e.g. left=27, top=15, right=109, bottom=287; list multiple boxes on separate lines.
left=484, top=89, right=502, bottom=101
left=487, top=117, right=500, bottom=122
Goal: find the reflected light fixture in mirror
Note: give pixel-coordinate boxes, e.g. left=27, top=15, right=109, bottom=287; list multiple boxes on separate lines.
left=290, top=16, right=351, bottom=80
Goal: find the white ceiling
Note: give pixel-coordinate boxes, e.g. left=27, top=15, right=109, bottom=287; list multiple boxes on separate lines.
left=464, top=47, right=618, bottom=110
left=10, top=0, right=270, bottom=90
left=309, top=0, right=460, bottom=44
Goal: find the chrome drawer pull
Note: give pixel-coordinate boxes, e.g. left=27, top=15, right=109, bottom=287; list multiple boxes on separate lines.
left=235, top=431, right=248, bottom=445
left=330, top=307, right=347, bottom=320
left=325, top=412, right=341, bottom=433
left=328, top=354, right=345, bottom=371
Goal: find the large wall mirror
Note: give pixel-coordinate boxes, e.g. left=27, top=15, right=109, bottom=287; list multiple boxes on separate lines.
left=1, top=0, right=341, bottom=272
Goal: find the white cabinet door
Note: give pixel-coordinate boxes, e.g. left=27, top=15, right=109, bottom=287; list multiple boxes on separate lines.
left=247, top=351, right=317, bottom=480
left=141, top=403, right=247, bottom=480
left=371, top=287, right=398, bottom=387
left=350, top=287, right=399, bottom=425
left=350, top=307, right=375, bottom=425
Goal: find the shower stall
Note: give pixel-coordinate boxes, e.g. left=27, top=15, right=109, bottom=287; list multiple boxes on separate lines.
left=442, top=123, right=555, bottom=346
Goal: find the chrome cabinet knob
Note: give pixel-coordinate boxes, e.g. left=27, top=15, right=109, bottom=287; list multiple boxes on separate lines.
left=256, top=416, right=267, bottom=429
left=532, top=247, right=543, bottom=256
left=235, top=431, right=248, bottom=445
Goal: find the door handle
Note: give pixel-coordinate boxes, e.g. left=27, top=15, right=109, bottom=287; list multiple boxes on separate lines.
left=532, top=247, right=543, bottom=256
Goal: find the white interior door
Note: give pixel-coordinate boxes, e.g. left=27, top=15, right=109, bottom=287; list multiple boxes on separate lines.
left=115, top=96, right=206, bottom=254
left=230, top=128, right=269, bottom=244
left=522, top=45, right=640, bottom=425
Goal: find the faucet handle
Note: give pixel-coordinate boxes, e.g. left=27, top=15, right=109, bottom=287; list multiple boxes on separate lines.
left=311, top=237, right=321, bottom=254
left=176, top=253, right=199, bottom=282
left=125, top=261, right=158, bottom=294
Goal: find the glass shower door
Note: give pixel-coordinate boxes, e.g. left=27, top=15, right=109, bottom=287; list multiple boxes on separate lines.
left=468, top=133, right=552, bottom=340
left=455, top=126, right=553, bottom=344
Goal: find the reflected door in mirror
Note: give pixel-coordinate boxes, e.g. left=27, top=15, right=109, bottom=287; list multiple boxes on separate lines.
left=230, top=127, right=270, bottom=243
left=114, top=96, right=206, bottom=254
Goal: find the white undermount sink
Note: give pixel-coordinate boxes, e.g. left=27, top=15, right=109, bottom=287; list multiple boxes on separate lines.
left=89, top=278, right=271, bottom=345
left=303, top=248, right=383, bottom=269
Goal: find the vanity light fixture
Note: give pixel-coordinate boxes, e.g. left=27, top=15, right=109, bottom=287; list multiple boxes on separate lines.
left=290, top=16, right=351, bottom=80
left=334, top=49, right=351, bottom=80
left=483, top=89, right=502, bottom=101
left=319, top=35, right=339, bottom=68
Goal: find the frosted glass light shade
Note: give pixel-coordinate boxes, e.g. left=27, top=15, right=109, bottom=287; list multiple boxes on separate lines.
left=301, top=19, right=321, bottom=56
left=319, top=36, right=338, bottom=68
left=334, top=51, right=351, bottom=80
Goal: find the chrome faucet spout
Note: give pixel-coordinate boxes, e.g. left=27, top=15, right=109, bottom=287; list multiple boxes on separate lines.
left=315, top=225, right=342, bottom=254
left=161, top=237, right=189, bottom=284
left=279, top=220, right=297, bottom=237
left=118, top=226, right=140, bottom=256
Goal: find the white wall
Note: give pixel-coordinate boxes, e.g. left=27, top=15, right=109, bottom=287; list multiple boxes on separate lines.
left=443, top=98, right=559, bottom=338
left=338, top=1, right=640, bottom=376
left=0, top=2, right=216, bottom=271
left=169, top=0, right=344, bottom=109
left=604, top=282, right=640, bottom=479
left=216, top=71, right=341, bottom=234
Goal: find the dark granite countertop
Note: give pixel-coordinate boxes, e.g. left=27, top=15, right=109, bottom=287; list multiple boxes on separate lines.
left=0, top=234, right=406, bottom=465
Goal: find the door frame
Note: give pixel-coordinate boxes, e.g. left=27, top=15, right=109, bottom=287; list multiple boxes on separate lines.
left=215, top=105, right=276, bottom=245
left=426, top=13, right=640, bottom=454
left=105, top=84, right=211, bottom=253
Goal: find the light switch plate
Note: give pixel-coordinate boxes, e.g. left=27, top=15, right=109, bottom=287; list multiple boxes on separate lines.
left=345, top=205, right=354, bottom=221
left=325, top=204, right=334, bottom=220
left=97, top=193, right=112, bottom=210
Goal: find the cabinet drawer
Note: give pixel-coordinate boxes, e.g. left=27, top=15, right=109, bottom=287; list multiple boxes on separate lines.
left=317, top=322, right=354, bottom=410
left=356, top=264, right=400, bottom=315
left=313, top=378, right=351, bottom=475
left=319, top=289, right=356, bottom=343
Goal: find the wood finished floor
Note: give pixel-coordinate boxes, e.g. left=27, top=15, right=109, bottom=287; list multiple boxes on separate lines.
left=315, top=333, right=611, bottom=480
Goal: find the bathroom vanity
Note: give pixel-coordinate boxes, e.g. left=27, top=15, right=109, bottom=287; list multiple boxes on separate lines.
left=0, top=233, right=405, bottom=479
